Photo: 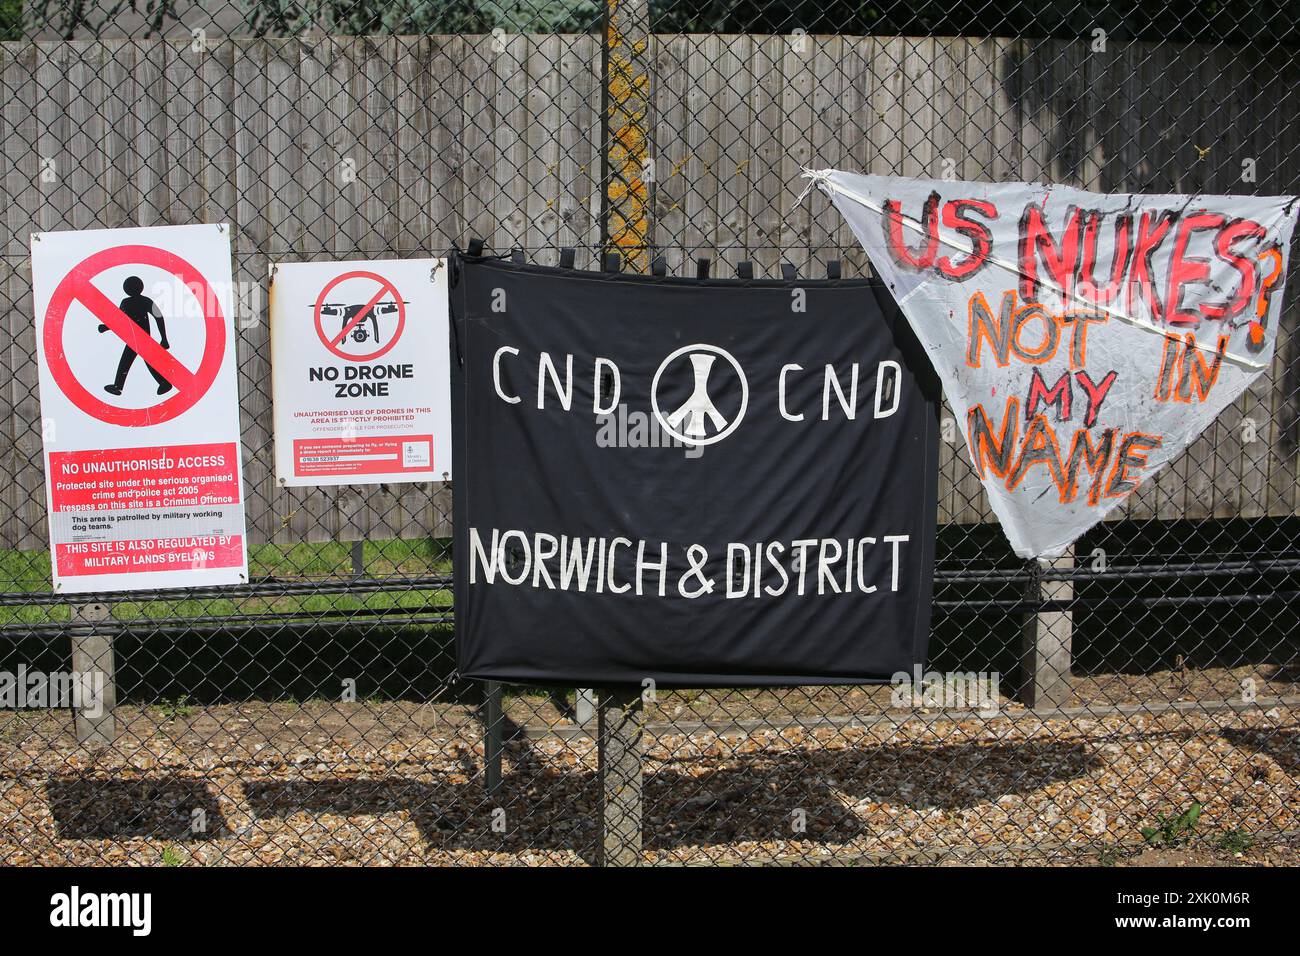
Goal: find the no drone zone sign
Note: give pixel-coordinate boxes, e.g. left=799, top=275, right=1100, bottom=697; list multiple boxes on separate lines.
left=269, top=258, right=453, bottom=486
left=30, top=224, right=248, bottom=593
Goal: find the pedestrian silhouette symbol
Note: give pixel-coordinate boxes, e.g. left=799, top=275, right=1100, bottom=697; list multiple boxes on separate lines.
left=101, top=276, right=172, bottom=396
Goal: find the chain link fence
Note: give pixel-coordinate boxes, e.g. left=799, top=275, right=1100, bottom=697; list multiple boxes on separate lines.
left=1, top=0, right=1298, bottom=865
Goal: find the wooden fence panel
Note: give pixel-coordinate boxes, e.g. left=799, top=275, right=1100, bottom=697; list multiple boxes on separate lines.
left=1, top=34, right=1296, bottom=546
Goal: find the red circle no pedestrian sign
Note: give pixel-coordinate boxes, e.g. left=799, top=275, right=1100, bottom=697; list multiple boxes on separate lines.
left=42, top=244, right=228, bottom=427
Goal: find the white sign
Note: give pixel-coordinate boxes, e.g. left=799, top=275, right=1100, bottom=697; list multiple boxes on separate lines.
left=31, top=223, right=249, bottom=592
left=812, top=169, right=1299, bottom=558
left=270, top=258, right=452, bottom=486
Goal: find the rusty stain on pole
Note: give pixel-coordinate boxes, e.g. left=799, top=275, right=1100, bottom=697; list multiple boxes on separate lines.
left=604, top=0, right=650, bottom=273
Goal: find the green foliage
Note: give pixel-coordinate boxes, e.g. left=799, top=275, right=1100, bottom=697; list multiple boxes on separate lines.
left=24, top=1, right=183, bottom=40
left=0, top=0, right=22, bottom=41
left=241, top=0, right=599, bottom=36
left=1097, top=846, right=1126, bottom=866
left=161, top=845, right=186, bottom=866
left=1140, top=802, right=1203, bottom=848
left=479, top=0, right=600, bottom=32
left=651, top=0, right=1299, bottom=44
left=0, top=537, right=451, bottom=628
left=1215, top=828, right=1255, bottom=853
left=16, top=0, right=1296, bottom=42
left=154, top=696, right=195, bottom=721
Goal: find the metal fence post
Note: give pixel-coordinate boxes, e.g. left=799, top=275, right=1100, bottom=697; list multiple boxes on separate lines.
left=597, top=686, right=644, bottom=866
left=575, top=687, right=596, bottom=726
left=483, top=680, right=503, bottom=794
left=350, top=538, right=364, bottom=579
left=69, top=602, right=116, bottom=746
left=1018, top=548, right=1075, bottom=709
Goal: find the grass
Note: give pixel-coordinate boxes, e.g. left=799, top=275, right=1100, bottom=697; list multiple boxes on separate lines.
left=0, top=538, right=453, bottom=626
left=1215, top=828, right=1255, bottom=853
left=153, top=696, right=195, bottom=721
left=1140, top=802, right=1203, bottom=848
left=1097, top=846, right=1128, bottom=866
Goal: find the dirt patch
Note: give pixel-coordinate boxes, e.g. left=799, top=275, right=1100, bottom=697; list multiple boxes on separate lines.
left=1, top=700, right=1295, bottom=865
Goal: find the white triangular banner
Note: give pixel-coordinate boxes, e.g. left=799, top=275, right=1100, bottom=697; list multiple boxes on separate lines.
left=814, top=170, right=1299, bottom=558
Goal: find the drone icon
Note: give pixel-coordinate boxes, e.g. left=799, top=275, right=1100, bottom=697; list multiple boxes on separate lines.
left=316, top=299, right=406, bottom=346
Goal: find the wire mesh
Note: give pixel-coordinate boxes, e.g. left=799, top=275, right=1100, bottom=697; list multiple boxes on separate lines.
left=0, top=0, right=1297, bottom=865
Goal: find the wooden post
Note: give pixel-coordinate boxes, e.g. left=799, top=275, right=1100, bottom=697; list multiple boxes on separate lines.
left=483, top=680, right=503, bottom=795
left=69, top=602, right=116, bottom=747
left=1018, top=549, right=1074, bottom=709
left=597, top=686, right=644, bottom=866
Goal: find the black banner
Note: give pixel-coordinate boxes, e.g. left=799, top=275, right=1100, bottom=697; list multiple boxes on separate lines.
left=451, top=256, right=940, bottom=686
